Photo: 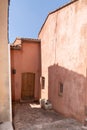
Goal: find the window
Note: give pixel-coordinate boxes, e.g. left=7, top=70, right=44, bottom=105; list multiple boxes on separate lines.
left=58, top=82, right=63, bottom=96
left=42, top=76, right=45, bottom=89
left=12, top=69, right=16, bottom=74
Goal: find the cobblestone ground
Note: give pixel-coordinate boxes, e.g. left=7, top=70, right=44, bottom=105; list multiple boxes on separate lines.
left=13, top=102, right=82, bottom=130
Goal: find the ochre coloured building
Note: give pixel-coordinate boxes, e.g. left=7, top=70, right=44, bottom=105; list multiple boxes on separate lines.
left=38, top=0, right=87, bottom=122
left=1, top=0, right=87, bottom=123
left=11, top=38, right=41, bottom=102
left=0, top=0, right=12, bottom=122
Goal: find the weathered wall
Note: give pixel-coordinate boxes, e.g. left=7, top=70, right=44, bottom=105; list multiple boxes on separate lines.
left=39, top=0, right=87, bottom=121
left=11, top=39, right=41, bottom=101
left=0, top=0, right=11, bottom=121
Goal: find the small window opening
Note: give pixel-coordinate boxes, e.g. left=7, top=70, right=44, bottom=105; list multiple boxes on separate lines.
left=58, top=82, right=63, bottom=96
left=42, top=77, right=45, bottom=89
left=12, top=69, right=16, bottom=74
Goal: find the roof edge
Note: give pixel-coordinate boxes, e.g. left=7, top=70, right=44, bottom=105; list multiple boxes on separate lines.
left=21, top=37, right=41, bottom=43
left=12, top=37, right=41, bottom=45
left=49, top=0, right=79, bottom=15
left=38, top=0, right=79, bottom=36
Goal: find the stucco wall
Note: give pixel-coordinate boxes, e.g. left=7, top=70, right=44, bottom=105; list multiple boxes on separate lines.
left=0, top=0, right=11, bottom=121
left=11, top=40, right=41, bottom=101
left=39, top=0, right=87, bottom=121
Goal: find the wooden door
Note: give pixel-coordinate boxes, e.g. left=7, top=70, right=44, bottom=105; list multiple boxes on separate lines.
left=21, top=72, right=35, bottom=100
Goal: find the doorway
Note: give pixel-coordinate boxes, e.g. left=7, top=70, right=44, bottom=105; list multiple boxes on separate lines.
left=21, top=72, right=35, bottom=100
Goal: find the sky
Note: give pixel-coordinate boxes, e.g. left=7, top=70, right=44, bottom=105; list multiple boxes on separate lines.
left=9, top=0, right=71, bottom=43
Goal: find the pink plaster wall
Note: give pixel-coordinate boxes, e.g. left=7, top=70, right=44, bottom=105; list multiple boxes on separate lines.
left=11, top=39, right=41, bottom=101
left=39, top=0, right=87, bottom=122
left=0, top=0, right=11, bottom=121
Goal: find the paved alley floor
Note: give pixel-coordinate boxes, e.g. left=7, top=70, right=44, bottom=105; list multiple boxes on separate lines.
left=13, top=102, right=82, bottom=130
left=0, top=122, right=13, bottom=130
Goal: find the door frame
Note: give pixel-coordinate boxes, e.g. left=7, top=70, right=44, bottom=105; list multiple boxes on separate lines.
left=21, top=72, right=35, bottom=100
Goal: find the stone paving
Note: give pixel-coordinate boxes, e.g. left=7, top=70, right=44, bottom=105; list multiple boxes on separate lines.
left=0, top=122, right=13, bottom=130
left=13, top=102, right=83, bottom=130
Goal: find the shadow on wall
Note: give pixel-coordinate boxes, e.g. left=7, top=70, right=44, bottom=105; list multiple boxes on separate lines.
left=48, top=64, right=87, bottom=122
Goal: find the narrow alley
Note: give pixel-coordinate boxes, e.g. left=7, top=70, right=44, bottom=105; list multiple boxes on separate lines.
left=13, top=102, right=82, bottom=130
